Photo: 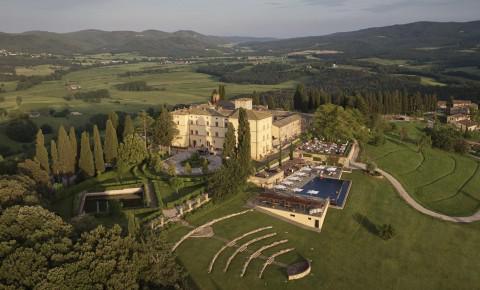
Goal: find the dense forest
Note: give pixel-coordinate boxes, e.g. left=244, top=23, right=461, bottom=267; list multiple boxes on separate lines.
left=115, top=80, right=159, bottom=91
left=198, top=63, right=305, bottom=85
left=70, top=89, right=111, bottom=103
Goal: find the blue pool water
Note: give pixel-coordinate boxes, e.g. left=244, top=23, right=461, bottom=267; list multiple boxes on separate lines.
left=299, top=177, right=351, bottom=208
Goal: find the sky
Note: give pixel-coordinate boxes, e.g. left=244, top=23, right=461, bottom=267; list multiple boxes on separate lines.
left=1, top=0, right=479, bottom=38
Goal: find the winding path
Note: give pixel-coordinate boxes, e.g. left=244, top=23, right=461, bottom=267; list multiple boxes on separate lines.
left=350, top=142, right=480, bottom=223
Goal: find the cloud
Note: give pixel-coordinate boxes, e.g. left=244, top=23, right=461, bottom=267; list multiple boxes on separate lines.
left=264, top=0, right=348, bottom=8
left=363, top=0, right=468, bottom=13
left=300, top=0, right=348, bottom=7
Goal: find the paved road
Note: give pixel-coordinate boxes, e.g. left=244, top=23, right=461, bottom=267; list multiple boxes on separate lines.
left=350, top=142, right=480, bottom=223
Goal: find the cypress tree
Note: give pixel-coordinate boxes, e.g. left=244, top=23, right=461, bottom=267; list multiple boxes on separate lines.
left=50, top=140, right=60, bottom=176
left=79, top=131, right=95, bottom=177
left=289, top=142, right=295, bottom=160
left=35, top=129, right=50, bottom=174
left=123, top=115, right=135, bottom=138
left=293, top=84, right=305, bottom=111
left=236, top=108, right=251, bottom=177
left=104, top=119, right=119, bottom=163
left=69, top=127, right=78, bottom=172
left=223, top=122, right=236, bottom=162
left=252, top=91, right=260, bottom=105
left=93, top=125, right=105, bottom=174
left=57, top=125, right=71, bottom=175
left=152, top=105, right=177, bottom=153
left=108, top=111, right=119, bottom=129
left=219, top=85, right=226, bottom=100
left=278, top=142, right=283, bottom=167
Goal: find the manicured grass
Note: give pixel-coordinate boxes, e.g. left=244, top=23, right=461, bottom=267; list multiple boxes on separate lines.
left=362, top=121, right=480, bottom=216
left=50, top=170, right=140, bottom=219
left=167, top=171, right=480, bottom=290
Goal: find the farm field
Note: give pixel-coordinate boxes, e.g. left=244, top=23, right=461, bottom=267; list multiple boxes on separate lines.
left=15, top=64, right=59, bottom=76
left=0, top=62, right=296, bottom=113
left=167, top=171, right=480, bottom=290
left=362, top=121, right=480, bottom=216
left=358, top=57, right=409, bottom=66
left=0, top=61, right=296, bottom=153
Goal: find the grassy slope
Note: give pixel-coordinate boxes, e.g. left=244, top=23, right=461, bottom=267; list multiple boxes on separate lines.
left=0, top=62, right=296, bottom=153
left=167, top=171, right=480, bottom=290
left=0, top=62, right=296, bottom=112
left=362, top=121, right=480, bottom=216
left=15, top=64, right=57, bottom=76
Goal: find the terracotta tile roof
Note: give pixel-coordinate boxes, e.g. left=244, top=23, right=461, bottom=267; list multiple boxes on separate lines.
left=273, top=114, right=302, bottom=127
left=229, top=109, right=272, bottom=120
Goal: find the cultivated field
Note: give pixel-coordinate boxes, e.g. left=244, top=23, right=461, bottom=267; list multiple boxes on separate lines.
left=167, top=171, right=480, bottom=290
left=15, top=64, right=59, bottom=76
left=0, top=62, right=296, bottom=113
left=362, top=121, right=480, bottom=216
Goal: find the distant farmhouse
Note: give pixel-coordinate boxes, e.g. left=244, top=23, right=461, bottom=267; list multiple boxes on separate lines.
left=66, top=82, right=82, bottom=91
left=438, top=99, right=479, bottom=131
left=171, top=97, right=303, bottom=160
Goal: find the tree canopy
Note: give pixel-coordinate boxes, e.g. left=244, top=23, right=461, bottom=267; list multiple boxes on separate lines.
left=313, top=104, right=367, bottom=142
left=79, top=131, right=95, bottom=177
left=222, top=122, right=236, bottom=162
left=152, top=105, right=177, bottom=149
left=117, top=134, right=148, bottom=170
left=0, top=206, right=186, bottom=289
left=104, top=119, right=119, bottom=163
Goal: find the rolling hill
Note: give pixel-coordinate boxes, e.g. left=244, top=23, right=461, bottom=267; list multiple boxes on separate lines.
left=1, top=21, right=479, bottom=60
left=242, top=21, right=480, bottom=60
left=0, top=29, right=231, bottom=57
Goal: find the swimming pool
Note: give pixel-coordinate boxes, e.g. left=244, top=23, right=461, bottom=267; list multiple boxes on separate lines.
left=299, top=177, right=352, bottom=208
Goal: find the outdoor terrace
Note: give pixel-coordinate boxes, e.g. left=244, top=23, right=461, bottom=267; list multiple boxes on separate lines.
left=299, top=139, right=350, bottom=156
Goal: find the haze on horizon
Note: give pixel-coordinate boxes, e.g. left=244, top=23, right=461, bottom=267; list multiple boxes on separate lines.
left=1, top=0, right=479, bottom=38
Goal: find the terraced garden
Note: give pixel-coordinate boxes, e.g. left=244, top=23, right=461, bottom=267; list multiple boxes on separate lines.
left=50, top=163, right=206, bottom=231
left=167, top=171, right=480, bottom=290
left=362, top=121, right=480, bottom=216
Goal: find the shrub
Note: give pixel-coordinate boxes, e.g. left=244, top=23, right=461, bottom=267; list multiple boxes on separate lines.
left=379, top=224, right=395, bottom=240
left=5, top=118, right=38, bottom=143
left=40, top=123, right=53, bottom=134
left=366, top=161, right=378, bottom=174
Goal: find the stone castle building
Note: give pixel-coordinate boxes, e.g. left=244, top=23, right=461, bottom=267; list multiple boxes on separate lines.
left=171, top=98, right=303, bottom=160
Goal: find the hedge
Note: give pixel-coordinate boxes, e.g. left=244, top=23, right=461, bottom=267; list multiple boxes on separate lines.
left=166, top=187, right=205, bottom=208
left=152, top=181, right=165, bottom=209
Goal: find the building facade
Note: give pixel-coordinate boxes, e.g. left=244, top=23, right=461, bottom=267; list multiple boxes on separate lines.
left=272, top=114, right=302, bottom=146
left=171, top=98, right=302, bottom=160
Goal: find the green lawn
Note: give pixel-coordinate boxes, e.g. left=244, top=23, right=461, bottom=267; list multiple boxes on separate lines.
left=166, top=171, right=480, bottom=290
left=50, top=170, right=141, bottom=219
left=362, top=121, right=480, bottom=216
